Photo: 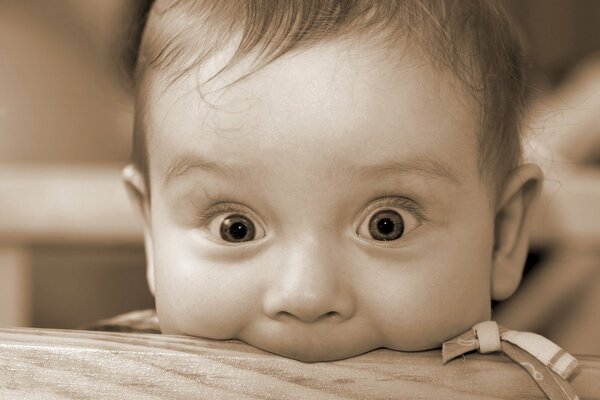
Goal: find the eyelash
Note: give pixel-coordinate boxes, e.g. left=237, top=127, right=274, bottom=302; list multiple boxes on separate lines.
left=196, top=202, right=252, bottom=226
left=364, top=196, right=428, bottom=222
left=197, top=197, right=426, bottom=228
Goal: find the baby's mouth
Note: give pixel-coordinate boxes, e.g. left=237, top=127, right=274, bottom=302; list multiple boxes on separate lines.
left=236, top=323, right=378, bottom=363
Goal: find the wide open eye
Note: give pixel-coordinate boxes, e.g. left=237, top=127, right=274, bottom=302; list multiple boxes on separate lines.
left=356, top=198, right=423, bottom=243
left=368, top=210, right=404, bottom=241
left=202, top=204, right=266, bottom=244
left=219, top=214, right=256, bottom=242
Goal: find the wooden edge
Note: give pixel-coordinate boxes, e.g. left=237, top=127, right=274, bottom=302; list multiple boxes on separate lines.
left=1, top=328, right=598, bottom=399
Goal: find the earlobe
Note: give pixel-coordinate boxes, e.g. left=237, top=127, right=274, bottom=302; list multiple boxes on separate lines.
left=122, top=164, right=156, bottom=296
left=491, top=163, right=543, bottom=301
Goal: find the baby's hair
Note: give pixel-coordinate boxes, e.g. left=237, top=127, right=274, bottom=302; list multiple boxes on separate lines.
left=131, top=0, right=527, bottom=200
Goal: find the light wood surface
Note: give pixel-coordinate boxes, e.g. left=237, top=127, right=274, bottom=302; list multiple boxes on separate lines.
left=1, top=328, right=598, bottom=399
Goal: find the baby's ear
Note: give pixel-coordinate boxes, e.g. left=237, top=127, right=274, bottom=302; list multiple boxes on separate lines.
left=122, top=164, right=156, bottom=296
left=491, top=163, right=543, bottom=301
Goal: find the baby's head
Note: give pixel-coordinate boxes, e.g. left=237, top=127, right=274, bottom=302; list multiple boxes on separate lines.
left=124, top=0, right=542, bottom=361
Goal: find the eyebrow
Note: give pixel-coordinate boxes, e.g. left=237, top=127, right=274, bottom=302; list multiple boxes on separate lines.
left=163, top=153, right=233, bottom=184
left=357, top=157, right=460, bottom=184
left=163, top=153, right=460, bottom=185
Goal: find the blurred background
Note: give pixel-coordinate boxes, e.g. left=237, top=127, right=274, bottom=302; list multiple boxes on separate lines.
left=0, top=1, right=599, bottom=354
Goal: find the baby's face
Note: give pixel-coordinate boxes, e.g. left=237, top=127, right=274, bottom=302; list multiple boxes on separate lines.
left=140, top=40, right=496, bottom=361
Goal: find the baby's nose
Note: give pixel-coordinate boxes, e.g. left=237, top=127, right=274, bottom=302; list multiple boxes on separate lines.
left=262, top=238, right=355, bottom=324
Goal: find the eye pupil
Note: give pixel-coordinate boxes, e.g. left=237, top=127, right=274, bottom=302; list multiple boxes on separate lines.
left=220, top=216, right=255, bottom=242
left=377, top=218, right=395, bottom=234
left=229, top=222, right=247, bottom=239
left=368, top=210, right=404, bottom=241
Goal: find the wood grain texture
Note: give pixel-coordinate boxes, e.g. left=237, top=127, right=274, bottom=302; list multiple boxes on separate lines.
left=1, top=328, right=598, bottom=399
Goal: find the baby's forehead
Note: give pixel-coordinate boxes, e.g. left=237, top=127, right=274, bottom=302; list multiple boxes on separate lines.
left=142, top=37, right=473, bottom=134
left=139, top=0, right=486, bottom=140
left=132, top=0, right=524, bottom=202
left=139, top=40, right=480, bottom=195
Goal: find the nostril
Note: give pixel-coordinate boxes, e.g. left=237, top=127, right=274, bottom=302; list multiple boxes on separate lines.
left=277, top=311, right=294, bottom=319
left=320, top=311, right=338, bottom=319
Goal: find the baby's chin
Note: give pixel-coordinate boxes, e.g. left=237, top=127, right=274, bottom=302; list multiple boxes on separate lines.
left=242, top=337, right=376, bottom=363
left=236, top=335, right=444, bottom=362
left=234, top=320, right=459, bottom=362
left=235, top=328, right=391, bottom=363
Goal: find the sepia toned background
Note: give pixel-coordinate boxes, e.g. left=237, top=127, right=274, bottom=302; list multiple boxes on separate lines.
left=1, top=0, right=599, bottom=354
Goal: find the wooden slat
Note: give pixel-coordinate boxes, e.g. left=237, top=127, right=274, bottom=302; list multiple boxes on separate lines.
left=0, top=247, right=31, bottom=327
left=0, top=164, right=142, bottom=244
left=1, top=328, right=598, bottom=399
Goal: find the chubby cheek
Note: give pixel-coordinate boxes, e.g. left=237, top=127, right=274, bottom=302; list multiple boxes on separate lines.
left=371, top=225, right=494, bottom=350
left=152, top=240, right=259, bottom=339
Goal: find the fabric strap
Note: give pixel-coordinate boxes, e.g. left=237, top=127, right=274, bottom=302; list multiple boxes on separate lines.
left=442, top=321, right=579, bottom=400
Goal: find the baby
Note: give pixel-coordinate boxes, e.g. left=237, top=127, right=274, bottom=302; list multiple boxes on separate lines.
left=122, top=0, right=543, bottom=363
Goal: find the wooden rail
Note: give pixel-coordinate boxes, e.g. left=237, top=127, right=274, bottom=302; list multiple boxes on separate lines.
left=1, top=328, right=598, bottom=399
left=0, top=164, right=141, bottom=244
